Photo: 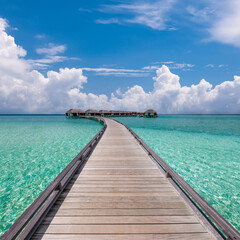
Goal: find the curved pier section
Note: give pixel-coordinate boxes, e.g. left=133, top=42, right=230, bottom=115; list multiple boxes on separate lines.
left=32, top=118, right=215, bottom=239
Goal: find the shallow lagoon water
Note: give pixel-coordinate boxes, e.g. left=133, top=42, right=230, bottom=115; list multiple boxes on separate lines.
left=115, top=115, right=240, bottom=231
left=0, top=115, right=101, bottom=236
left=0, top=115, right=239, bottom=236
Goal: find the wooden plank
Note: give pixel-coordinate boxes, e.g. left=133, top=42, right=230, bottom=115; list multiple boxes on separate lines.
left=84, top=166, right=158, bottom=169
left=69, top=180, right=169, bottom=184
left=80, top=169, right=161, bottom=175
left=86, top=162, right=154, bottom=165
left=49, top=208, right=194, bottom=216
left=71, top=176, right=165, bottom=180
left=65, top=187, right=174, bottom=192
left=42, top=215, right=199, bottom=225
left=55, top=201, right=187, bottom=209
left=61, top=191, right=179, bottom=197
left=84, top=164, right=156, bottom=167
left=58, top=196, right=182, bottom=203
left=32, top=233, right=212, bottom=240
left=36, top=224, right=206, bottom=234
left=88, top=157, right=151, bottom=160
left=92, top=149, right=148, bottom=154
left=95, top=145, right=141, bottom=149
left=66, top=183, right=171, bottom=188
left=73, top=175, right=167, bottom=178
left=90, top=153, right=149, bottom=158
left=86, top=162, right=153, bottom=165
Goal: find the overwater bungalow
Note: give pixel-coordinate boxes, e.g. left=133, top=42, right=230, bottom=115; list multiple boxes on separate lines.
left=99, top=110, right=111, bottom=116
left=108, top=110, right=123, bottom=116
left=65, top=109, right=84, bottom=117
left=85, top=109, right=100, bottom=116
left=144, top=109, right=158, bottom=118
left=132, top=111, right=138, bottom=116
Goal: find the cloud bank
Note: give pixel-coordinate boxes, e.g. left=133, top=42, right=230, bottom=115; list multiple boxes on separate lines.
left=0, top=18, right=239, bottom=114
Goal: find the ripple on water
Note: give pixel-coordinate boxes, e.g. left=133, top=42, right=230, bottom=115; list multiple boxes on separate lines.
left=0, top=115, right=101, bottom=236
left=115, top=115, right=240, bottom=231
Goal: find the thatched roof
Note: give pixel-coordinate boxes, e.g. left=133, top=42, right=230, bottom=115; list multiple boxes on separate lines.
left=144, top=109, right=157, bottom=114
left=66, top=109, right=84, bottom=114
left=99, top=110, right=110, bottom=113
left=85, top=109, right=99, bottom=113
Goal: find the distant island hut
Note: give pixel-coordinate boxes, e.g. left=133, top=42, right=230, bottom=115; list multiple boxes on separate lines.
left=65, top=109, right=84, bottom=117
left=144, top=109, right=158, bottom=118
left=85, top=109, right=100, bottom=116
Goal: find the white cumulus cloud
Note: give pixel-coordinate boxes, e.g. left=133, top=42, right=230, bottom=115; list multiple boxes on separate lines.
left=0, top=17, right=240, bottom=114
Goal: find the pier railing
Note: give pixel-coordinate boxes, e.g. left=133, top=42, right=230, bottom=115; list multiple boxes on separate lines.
left=1, top=117, right=107, bottom=240
left=114, top=119, right=240, bottom=240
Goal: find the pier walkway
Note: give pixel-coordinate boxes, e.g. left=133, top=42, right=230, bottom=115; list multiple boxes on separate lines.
left=32, top=118, right=213, bottom=239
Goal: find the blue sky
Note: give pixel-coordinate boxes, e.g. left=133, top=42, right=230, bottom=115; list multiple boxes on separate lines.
left=0, top=0, right=240, bottom=113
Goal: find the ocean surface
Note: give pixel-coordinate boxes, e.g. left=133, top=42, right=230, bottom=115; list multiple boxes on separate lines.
left=114, top=115, right=240, bottom=232
left=0, top=115, right=101, bottom=236
left=0, top=115, right=239, bottom=236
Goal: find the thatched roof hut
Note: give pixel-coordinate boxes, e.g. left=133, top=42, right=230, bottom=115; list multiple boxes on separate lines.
left=109, top=110, right=126, bottom=116
left=99, top=110, right=110, bottom=113
left=66, top=109, right=84, bottom=117
left=99, top=110, right=111, bottom=116
left=66, top=109, right=84, bottom=114
left=85, top=109, right=100, bottom=116
left=85, top=109, right=98, bottom=113
left=144, top=109, right=158, bottom=118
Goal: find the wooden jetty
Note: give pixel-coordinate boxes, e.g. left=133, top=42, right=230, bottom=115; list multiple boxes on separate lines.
left=1, top=118, right=240, bottom=240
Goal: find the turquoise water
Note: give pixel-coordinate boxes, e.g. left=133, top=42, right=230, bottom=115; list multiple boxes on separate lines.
left=1, top=115, right=239, bottom=235
left=115, top=115, right=240, bottom=231
left=0, top=115, right=101, bottom=236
